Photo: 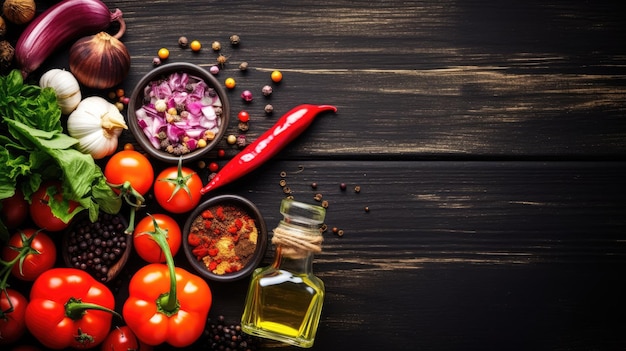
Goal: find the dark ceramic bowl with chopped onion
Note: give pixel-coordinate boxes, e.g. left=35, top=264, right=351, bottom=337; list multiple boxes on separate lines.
left=183, top=195, right=268, bottom=282
left=127, top=62, right=230, bottom=163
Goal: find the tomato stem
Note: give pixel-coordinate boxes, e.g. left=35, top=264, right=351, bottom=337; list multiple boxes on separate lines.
left=107, top=180, right=146, bottom=234
left=143, top=215, right=180, bottom=315
left=159, top=157, right=195, bottom=203
left=0, top=229, right=43, bottom=290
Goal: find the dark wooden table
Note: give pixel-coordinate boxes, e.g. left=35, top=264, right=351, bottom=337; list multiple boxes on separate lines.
left=5, top=0, right=626, bottom=350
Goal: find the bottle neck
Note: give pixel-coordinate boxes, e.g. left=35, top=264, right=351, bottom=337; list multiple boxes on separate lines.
left=273, top=246, right=314, bottom=274
left=271, top=221, right=321, bottom=274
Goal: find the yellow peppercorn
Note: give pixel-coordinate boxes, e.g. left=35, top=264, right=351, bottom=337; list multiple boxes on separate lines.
left=190, top=40, right=202, bottom=52
left=197, top=139, right=207, bottom=148
left=158, top=47, right=169, bottom=60
left=271, top=70, right=283, bottom=83
left=224, top=77, right=236, bottom=89
left=204, top=130, right=216, bottom=140
left=227, top=134, right=237, bottom=144
left=167, top=107, right=178, bottom=115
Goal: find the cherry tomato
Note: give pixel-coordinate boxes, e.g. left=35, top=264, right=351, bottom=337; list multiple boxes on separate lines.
left=0, top=288, right=28, bottom=345
left=133, top=214, right=181, bottom=263
left=2, top=228, right=56, bottom=281
left=29, top=181, right=79, bottom=232
left=101, top=326, right=139, bottom=351
left=1, top=189, right=28, bottom=229
left=153, top=164, right=202, bottom=214
left=104, top=150, right=154, bottom=195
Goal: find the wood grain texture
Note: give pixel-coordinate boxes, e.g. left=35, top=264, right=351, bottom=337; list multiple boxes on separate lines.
left=101, top=0, right=626, bottom=159
left=4, top=0, right=626, bottom=349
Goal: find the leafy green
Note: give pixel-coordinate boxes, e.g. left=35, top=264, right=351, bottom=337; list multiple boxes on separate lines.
left=0, top=70, right=122, bottom=241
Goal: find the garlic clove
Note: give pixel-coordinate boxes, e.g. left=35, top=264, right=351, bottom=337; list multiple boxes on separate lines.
left=39, top=68, right=82, bottom=115
left=67, top=96, right=128, bottom=159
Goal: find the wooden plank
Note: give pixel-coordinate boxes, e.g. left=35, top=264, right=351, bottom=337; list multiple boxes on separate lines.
left=25, top=0, right=626, bottom=159
left=149, top=160, right=624, bottom=350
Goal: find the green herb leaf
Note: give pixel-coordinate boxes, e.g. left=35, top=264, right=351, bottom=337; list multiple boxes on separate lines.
left=0, top=70, right=122, bottom=242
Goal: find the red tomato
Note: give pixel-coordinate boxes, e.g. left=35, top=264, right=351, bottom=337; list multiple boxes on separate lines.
left=1, top=190, right=28, bottom=229
left=0, top=289, right=28, bottom=345
left=101, top=326, right=139, bottom=351
left=133, top=214, right=181, bottom=263
left=154, top=164, right=202, bottom=214
left=104, top=150, right=154, bottom=195
left=29, top=181, right=79, bottom=232
left=1, top=229, right=56, bottom=281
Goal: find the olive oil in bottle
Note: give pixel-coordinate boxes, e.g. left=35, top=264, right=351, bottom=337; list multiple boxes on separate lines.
left=241, top=199, right=326, bottom=348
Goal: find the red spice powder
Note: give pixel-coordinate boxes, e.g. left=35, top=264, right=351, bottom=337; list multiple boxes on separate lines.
left=188, top=204, right=258, bottom=275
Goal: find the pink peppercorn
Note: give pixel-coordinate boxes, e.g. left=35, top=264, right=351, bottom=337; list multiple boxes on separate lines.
left=241, top=90, right=253, bottom=102
left=209, top=65, right=220, bottom=75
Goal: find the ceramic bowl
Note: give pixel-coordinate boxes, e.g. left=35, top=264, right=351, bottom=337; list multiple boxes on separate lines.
left=127, top=62, right=230, bottom=163
left=183, top=195, right=268, bottom=282
left=62, top=212, right=131, bottom=283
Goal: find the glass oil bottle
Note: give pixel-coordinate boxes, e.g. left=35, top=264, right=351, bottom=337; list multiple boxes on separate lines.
left=241, top=198, right=326, bottom=348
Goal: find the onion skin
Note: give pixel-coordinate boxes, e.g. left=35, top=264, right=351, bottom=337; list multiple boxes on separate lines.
left=14, top=0, right=123, bottom=78
left=69, top=32, right=130, bottom=89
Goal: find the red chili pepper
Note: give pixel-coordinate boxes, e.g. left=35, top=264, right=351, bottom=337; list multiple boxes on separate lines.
left=200, top=104, right=337, bottom=195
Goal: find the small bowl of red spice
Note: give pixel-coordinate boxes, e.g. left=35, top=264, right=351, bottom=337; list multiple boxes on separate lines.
left=127, top=62, right=230, bottom=163
left=182, top=195, right=268, bottom=282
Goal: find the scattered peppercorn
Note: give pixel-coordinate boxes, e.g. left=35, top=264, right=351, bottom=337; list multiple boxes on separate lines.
left=320, top=223, right=328, bottom=232
left=238, top=110, right=250, bottom=123
left=321, top=200, right=329, bottom=208
left=337, top=229, right=344, bottom=237
left=178, top=36, right=189, bottom=48
left=238, top=122, right=249, bottom=132
left=261, top=85, right=273, bottom=96
left=271, top=70, right=283, bottom=83
left=283, top=186, right=291, bottom=194
left=264, top=104, right=274, bottom=115
left=216, top=54, right=228, bottom=67
left=190, top=40, right=202, bottom=52
left=239, top=62, right=248, bottom=71
left=152, top=57, right=161, bottom=66
left=237, top=135, right=247, bottom=148
left=201, top=315, right=259, bottom=351
left=211, top=41, right=221, bottom=51
left=217, top=149, right=226, bottom=158
left=279, top=179, right=287, bottom=187
left=280, top=171, right=287, bottom=178
left=332, top=227, right=338, bottom=234
left=224, top=77, right=236, bottom=89
left=209, top=162, right=219, bottom=172
left=364, top=206, right=370, bottom=212
left=209, top=65, right=219, bottom=75
left=241, top=90, right=253, bottom=102
left=354, top=185, right=361, bottom=193
left=313, top=193, right=323, bottom=202
left=157, top=47, right=169, bottom=60
left=311, top=182, right=317, bottom=189
left=340, top=183, right=347, bottom=191
left=229, top=34, right=241, bottom=46
left=227, top=134, right=237, bottom=144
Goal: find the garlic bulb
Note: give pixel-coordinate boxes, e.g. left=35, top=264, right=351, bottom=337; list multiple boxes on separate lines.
left=67, top=96, right=128, bottom=159
left=39, top=69, right=82, bottom=115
